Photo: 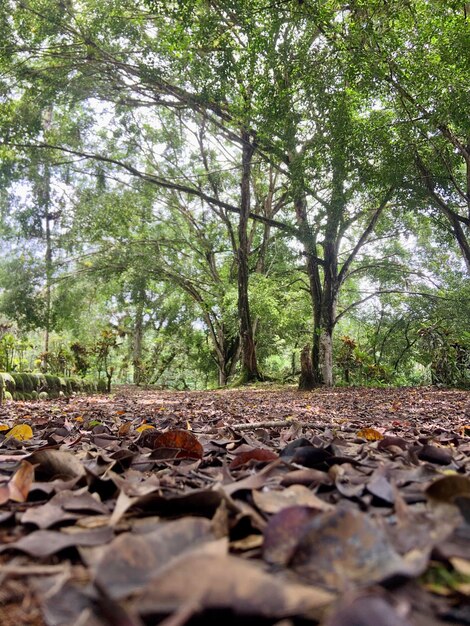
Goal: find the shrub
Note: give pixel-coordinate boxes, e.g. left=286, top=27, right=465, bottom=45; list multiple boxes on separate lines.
left=11, top=373, right=24, bottom=391
left=0, top=373, right=15, bottom=394
left=34, top=374, right=48, bottom=392
left=44, top=375, right=60, bottom=392
left=96, top=379, right=107, bottom=393
left=69, top=378, right=83, bottom=392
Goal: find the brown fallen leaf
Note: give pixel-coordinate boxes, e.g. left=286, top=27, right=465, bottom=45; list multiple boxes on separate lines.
left=252, top=484, right=334, bottom=515
left=323, top=592, right=412, bottom=626
left=417, top=444, right=453, bottom=466
left=281, top=468, right=333, bottom=488
left=21, top=489, right=108, bottom=529
left=289, top=508, right=427, bottom=589
left=0, top=527, right=114, bottom=557
left=230, top=448, right=278, bottom=469
left=0, top=460, right=35, bottom=504
left=129, top=554, right=334, bottom=619
left=118, top=422, right=132, bottom=436
left=426, top=474, right=470, bottom=504
left=366, top=466, right=395, bottom=504
left=151, top=429, right=203, bottom=460
left=263, top=506, right=321, bottom=565
left=28, top=449, right=86, bottom=480
left=93, top=517, right=221, bottom=599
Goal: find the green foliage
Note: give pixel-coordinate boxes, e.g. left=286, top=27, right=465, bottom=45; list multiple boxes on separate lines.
left=0, top=257, right=46, bottom=331
left=0, top=372, right=15, bottom=393
left=335, top=335, right=391, bottom=386
left=0, top=0, right=468, bottom=390
left=417, top=325, right=470, bottom=388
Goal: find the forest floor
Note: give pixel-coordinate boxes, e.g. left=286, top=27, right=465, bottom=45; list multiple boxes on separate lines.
left=0, top=385, right=470, bottom=625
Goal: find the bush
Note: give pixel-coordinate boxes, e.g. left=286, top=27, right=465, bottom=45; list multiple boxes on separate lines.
left=35, top=374, right=48, bottom=392
left=96, top=379, right=108, bottom=393
left=44, top=375, right=61, bottom=393
left=0, top=373, right=15, bottom=394
left=11, top=373, right=24, bottom=391
left=69, top=378, right=83, bottom=392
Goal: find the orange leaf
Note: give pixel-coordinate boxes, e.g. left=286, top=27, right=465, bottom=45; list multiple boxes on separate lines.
left=460, top=425, right=470, bottom=437
left=152, top=429, right=203, bottom=460
left=119, top=422, right=132, bottom=436
left=230, top=448, right=278, bottom=469
left=6, top=424, right=34, bottom=441
left=357, top=428, right=384, bottom=441
left=0, top=424, right=9, bottom=431
left=8, top=461, right=35, bottom=502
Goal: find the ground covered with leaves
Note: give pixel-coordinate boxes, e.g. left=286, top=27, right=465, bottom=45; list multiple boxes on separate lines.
left=1, top=385, right=470, bottom=626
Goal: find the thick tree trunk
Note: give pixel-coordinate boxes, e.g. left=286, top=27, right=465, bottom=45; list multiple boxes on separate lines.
left=237, top=131, right=262, bottom=382
left=299, top=344, right=316, bottom=390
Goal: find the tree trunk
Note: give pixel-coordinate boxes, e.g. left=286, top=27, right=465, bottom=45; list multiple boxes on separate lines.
left=320, top=237, right=339, bottom=387
left=298, top=344, right=316, bottom=390
left=320, top=330, right=334, bottom=387
left=293, top=193, right=323, bottom=388
left=132, top=295, right=144, bottom=385
left=42, top=163, right=53, bottom=373
left=237, top=130, right=262, bottom=382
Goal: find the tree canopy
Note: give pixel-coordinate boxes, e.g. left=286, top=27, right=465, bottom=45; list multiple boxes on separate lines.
left=0, top=0, right=469, bottom=389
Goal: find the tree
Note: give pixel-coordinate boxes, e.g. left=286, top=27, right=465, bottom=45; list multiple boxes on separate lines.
left=324, top=0, right=470, bottom=272
left=1, top=0, right=466, bottom=389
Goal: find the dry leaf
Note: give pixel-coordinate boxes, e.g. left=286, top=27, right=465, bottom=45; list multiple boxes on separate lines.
left=253, top=485, right=333, bottom=515
left=6, top=424, right=34, bottom=441
left=357, top=428, right=384, bottom=441
left=263, top=506, right=321, bottom=565
left=136, top=424, right=155, bottom=433
left=8, top=460, right=35, bottom=502
left=230, top=448, right=278, bottom=469
left=129, top=554, right=333, bottom=619
left=151, top=429, right=204, bottom=460
left=290, top=508, right=426, bottom=589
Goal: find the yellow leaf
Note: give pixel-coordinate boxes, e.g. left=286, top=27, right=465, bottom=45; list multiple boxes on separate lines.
left=6, top=424, right=34, bottom=441
left=0, top=424, right=9, bottom=431
left=357, top=427, right=384, bottom=441
left=75, top=416, right=84, bottom=422
left=186, top=420, right=192, bottom=431
left=450, top=557, right=470, bottom=577
left=136, top=424, right=155, bottom=433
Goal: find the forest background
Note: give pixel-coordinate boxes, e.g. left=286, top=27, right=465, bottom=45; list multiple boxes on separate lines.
left=0, top=0, right=469, bottom=392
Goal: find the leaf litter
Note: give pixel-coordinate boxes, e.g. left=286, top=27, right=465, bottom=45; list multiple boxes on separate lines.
left=0, top=385, right=469, bottom=625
